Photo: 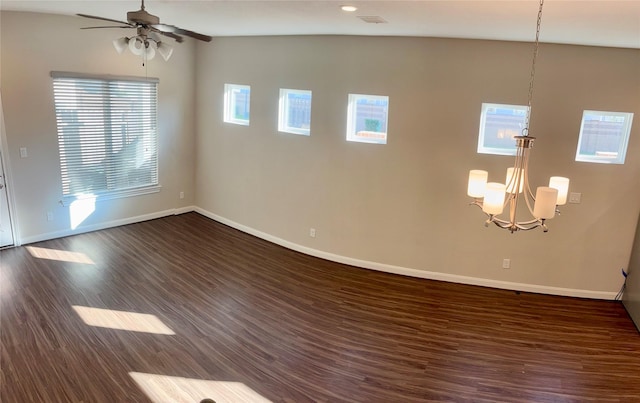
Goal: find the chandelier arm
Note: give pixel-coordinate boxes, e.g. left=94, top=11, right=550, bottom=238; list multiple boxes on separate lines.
left=487, top=215, right=511, bottom=226
left=508, top=141, right=527, bottom=223
left=485, top=215, right=511, bottom=229
left=502, top=189, right=511, bottom=211
left=508, top=192, right=517, bottom=225
left=488, top=215, right=546, bottom=232
left=523, top=149, right=537, bottom=216
left=516, top=164, right=524, bottom=197
left=524, top=192, right=536, bottom=219
left=525, top=148, right=536, bottom=201
left=489, top=220, right=512, bottom=230
left=486, top=214, right=537, bottom=226
left=470, top=199, right=483, bottom=209
left=514, top=217, right=542, bottom=226
left=505, top=167, right=516, bottom=195
left=516, top=221, right=547, bottom=232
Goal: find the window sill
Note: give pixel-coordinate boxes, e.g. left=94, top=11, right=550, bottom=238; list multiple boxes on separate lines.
left=61, top=185, right=162, bottom=205
left=280, top=128, right=310, bottom=136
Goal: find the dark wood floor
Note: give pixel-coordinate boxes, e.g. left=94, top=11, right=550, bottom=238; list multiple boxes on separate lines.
left=2, top=212, right=640, bottom=402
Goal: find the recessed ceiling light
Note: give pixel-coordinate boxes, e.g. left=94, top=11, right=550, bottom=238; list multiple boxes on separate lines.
left=341, top=5, right=357, bottom=12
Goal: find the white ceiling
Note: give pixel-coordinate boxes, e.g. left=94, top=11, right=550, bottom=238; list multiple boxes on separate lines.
left=2, top=1, right=639, bottom=49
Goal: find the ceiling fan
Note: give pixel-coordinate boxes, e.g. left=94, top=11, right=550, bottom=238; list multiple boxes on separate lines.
left=77, top=0, right=212, bottom=62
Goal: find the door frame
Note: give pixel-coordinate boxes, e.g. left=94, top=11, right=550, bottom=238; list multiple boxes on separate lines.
left=0, top=90, right=20, bottom=247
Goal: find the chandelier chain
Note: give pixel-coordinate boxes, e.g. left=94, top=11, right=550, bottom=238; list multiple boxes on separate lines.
left=524, top=0, right=544, bottom=136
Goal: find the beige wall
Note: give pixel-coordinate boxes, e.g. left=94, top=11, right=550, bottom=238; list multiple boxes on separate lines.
left=3, top=11, right=639, bottom=297
left=1, top=11, right=196, bottom=242
left=195, top=35, right=640, bottom=296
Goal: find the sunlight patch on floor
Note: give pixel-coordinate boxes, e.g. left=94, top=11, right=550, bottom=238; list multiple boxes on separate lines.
left=26, top=246, right=95, bottom=264
left=129, top=372, right=272, bottom=403
left=72, top=306, right=175, bottom=335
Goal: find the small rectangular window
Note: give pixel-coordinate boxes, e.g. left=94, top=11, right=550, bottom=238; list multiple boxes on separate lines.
left=224, top=84, right=250, bottom=125
left=347, top=94, right=389, bottom=145
left=477, top=103, right=528, bottom=156
left=576, top=110, right=633, bottom=164
left=278, top=89, right=312, bottom=136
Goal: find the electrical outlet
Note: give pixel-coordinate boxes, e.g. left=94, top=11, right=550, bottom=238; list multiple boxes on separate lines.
left=309, top=228, right=316, bottom=238
left=20, top=147, right=28, bottom=158
left=46, top=211, right=53, bottom=222
left=502, top=258, right=511, bottom=269
left=179, top=191, right=184, bottom=199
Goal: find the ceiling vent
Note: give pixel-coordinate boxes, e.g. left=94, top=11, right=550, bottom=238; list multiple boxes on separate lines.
left=357, top=16, right=387, bottom=24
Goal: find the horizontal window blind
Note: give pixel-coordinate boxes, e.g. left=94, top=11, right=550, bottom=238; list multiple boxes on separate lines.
left=52, top=74, right=158, bottom=197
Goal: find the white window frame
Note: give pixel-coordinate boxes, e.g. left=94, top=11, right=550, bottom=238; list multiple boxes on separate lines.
left=224, top=84, right=251, bottom=126
left=575, top=110, right=633, bottom=165
left=278, top=88, right=312, bottom=136
left=51, top=72, right=160, bottom=201
left=477, top=103, right=528, bottom=156
left=346, top=94, right=389, bottom=145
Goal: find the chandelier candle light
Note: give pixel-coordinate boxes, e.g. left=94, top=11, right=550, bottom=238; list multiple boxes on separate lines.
left=467, top=0, right=570, bottom=233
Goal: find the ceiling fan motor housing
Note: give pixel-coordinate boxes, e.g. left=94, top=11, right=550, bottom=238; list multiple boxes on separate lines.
left=127, top=9, right=159, bottom=26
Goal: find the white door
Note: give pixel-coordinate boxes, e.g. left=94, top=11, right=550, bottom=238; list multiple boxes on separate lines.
left=0, top=92, right=14, bottom=248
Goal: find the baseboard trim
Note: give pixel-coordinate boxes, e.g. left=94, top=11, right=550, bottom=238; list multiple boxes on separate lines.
left=174, top=205, right=197, bottom=215
left=18, top=206, right=617, bottom=300
left=194, top=207, right=617, bottom=300
left=20, top=207, right=196, bottom=245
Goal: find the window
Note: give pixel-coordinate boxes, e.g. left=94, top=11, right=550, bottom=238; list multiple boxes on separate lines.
left=347, top=94, right=389, bottom=144
left=576, top=110, right=633, bottom=164
left=51, top=72, right=159, bottom=199
left=278, top=89, right=312, bottom=135
left=224, top=84, right=250, bottom=125
left=478, top=103, right=528, bottom=156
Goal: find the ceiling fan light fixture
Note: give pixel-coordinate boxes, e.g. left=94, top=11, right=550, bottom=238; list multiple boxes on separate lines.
left=128, top=36, right=145, bottom=55
left=157, top=42, right=174, bottom=61
left=113, top=36, right=129, bottom=54
left=79, top=0, right=213, bottom=64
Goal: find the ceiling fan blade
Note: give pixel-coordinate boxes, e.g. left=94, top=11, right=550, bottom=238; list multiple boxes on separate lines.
left=154, top=30, right=184, bottom=44
left=152, top=24, right=212, bottom=42
left=77, top=13, right=133, bottom=27
left=81, top=26, right=133, bottom=30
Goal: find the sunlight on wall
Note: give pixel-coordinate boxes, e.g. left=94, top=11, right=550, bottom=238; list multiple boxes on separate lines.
left=129, top=372, right=272, bottom=403
left=70, top=195, right=96, bottom=230
left=26, top=246, right=95, bottom=264
left=72, top=306, right=175, bottom=335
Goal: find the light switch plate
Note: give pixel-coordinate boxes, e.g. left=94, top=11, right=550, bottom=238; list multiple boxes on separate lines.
left=20, top=147, right=28, bottom=158
left=569, top=192, right=581, bottom=204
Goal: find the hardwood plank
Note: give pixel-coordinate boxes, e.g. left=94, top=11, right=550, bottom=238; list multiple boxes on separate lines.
left=1, top=212, right=639, bottom=402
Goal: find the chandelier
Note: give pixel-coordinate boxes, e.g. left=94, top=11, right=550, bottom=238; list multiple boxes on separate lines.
left=467, top=0, right=569, bottom=233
